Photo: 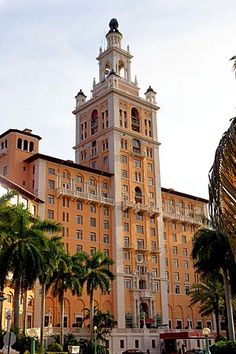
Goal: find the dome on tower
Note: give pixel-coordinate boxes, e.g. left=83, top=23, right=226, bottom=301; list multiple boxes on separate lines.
left=107, top=18, right=121, bottom=34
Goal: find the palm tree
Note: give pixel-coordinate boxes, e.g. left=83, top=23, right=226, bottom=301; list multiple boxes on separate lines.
left=191, top=227, right=236, bottom=340
left=0, top=198, right=61, bottom=330
left=74, top=251, right=115, bottom=333
left=39, top=235, right=64, bottom=345
left=50, top=253, right=83, bottom=346
left=189, top=273, right=224, bottom=337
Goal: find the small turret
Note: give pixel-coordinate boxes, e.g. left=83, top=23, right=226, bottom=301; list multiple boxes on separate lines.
left=106, top=18, right=123, bottom=49
left=75, top=89, right=87, bottom=107
left=144, top=86, right=157, bottom=104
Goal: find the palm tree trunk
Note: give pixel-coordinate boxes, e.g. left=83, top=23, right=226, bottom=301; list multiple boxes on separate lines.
left=90, top=291, right=94, bottom=334
left=214, top=308, right=220, bottom=337
left=40, top=283, right=46, bottom=346
left=13, top=279, right=21, bottom=329
left=222, top=268, right=235, bottom=340
left=60, top=294, right=65, bottom=347
left=22, top=289, right=28, bottom=335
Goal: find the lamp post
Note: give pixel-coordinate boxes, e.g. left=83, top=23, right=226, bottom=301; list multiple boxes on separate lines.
left=202, top=327, right=211, bottom=354
left=27, top=328, right=38, bottom=354
left=93, top=326, right=97, bottom=354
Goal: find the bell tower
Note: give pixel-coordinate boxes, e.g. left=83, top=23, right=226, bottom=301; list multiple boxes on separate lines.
left=73, top=19, right=168, bottom=330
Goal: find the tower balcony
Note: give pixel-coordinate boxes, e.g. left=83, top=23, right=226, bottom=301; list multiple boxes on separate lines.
left=122, top=200, right=160, bottom=215
left=162, top=206, right=207, bottom=225
left=0, top=147, right=8, bottom=156
left=131, top=150, right=146, bottom=158
left=57, top=187, right=114, bottom=205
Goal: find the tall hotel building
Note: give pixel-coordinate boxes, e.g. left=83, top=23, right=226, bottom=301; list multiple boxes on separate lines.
left=0, top=20, right=210, bottom=353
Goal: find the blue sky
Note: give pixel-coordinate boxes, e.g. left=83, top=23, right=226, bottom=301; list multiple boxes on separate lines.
left=0, top=0, right=235, bottom=198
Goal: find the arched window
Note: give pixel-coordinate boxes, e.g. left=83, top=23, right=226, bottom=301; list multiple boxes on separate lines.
left=17, top=138, right=22, bottom=149
left=135, top=187, right=142, bottom=203
left=1, top=141, right=4, bottom=149
left=29, top=141, right=34, bottom=152
left=131, top=107, right=140, bottom=132
left=4, top=139, right=7, bottom=148
left=91, top=109, right=98, bottom=135
left=169, top=198, right=175, bottom=207
left=139, top=280, right=146, bottom=290
left=132, top=139, right=141, bottom=154
left=23, top=140, right=28, bottom=151
left=118, top=60, right=125, bottom=78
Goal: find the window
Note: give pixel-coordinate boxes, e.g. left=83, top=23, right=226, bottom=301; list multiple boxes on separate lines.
left=124, top=223, right=129, bottom=231
left=90, top=247, right=96, bottom=255
left=152, top=255, right=157, bottom=263
left=77, top=201, right=83, bottom=210
left=152, top=340, right=156, bottom=349
left=165, top=258, right=168, bottom=266
left=136, top=212, right=143, bottom=221
left=90, top=218, right=96, bottom=227
left=171, top=222, right=176, bottom=230
left=104, top=221, right=109, bottom=229
left=76, top=245, right=83, bottom=253
left=150, top=228, right=156, bottom=236
left=103, top=234, right=109, bottom=244
left=174, top=272, right=179, bottom=281
left=147, top=163, right=153, bottom=171
left=120, top=340, right=124, bottom=349
left=175, top=284, right=180, bottom=294
left=184, top=260, right=189, bottom=269
left=182, top=223, right=186, bottom=232
left=76, top=215, right=83, bottom=224
left=124, top=237, right=129, bottom=247
left=125, top=278, right=132, bottom=289
left=48, top=168, right=56, bottom=175
left=122, top=170, right=128, bottom=178
left=121, top=139, right=127, bottom=149
left=172, top=233, right=177, bottom=242
left=48, top=195, right=54, bottom=204
left=90, top=232, right=96, bottom=242
left=153, top=281, right=159, bottom=292
left=121, top=155, right=127, bottom=163
left=76, top=175, right=83, bottom=183
left=103, top=207, right=109, bottom=216
left=3, top=166, right=8, bottom=177
left=131, top=108, right=140, bottom=132
left=165, top=271, right=169, bottom=280
left=48, top=210, right=54, bottom=220
left=124, top=251, right=130, bottom=260
left=183, top=248, right=187, bottom=256
left=103, top=156, right=109, bottom=165
left=76, top=230, right=83, bottom=240
left=134, top=159, right=141, bottom=168
left=184, top=273, right=190, bottom=282
left=90, top=204, right=96, bottom=213
left=48, top=180, right=55, bottom=190
left=173, top=246, right=178, bottom=255
left=137, top=239, right=144, bottom=250
left=173, top=259, right=179, bottom=268
left=125, top=265, right=130, bottom=274
left=136, top=225, right=144, bottom=234
left=151, top=241, right=156, bottom=251
left=182, top=235, right=187, bottom=243
left=148, top=177, right=153, bottom=186
left=132, top=139, right=141, bottom=154
left=149, top=191, right=154, bottom=199
left=137, top=253, right=144, bottom=262
left=152, top=268, right=158, bottom=277
left=7, top=293, right=12, bottom=303
left=135, top=340, right=139, bottom=349
left=185, top=285, right=190, bottom=295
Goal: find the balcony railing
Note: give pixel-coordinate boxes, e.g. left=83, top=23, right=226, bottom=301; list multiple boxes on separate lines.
left=57, top=187, right=114, bottom=205
left=162, top=206, right=207, bottom=225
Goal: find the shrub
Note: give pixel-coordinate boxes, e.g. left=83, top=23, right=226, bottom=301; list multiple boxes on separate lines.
left=47, top=343, right=63, bottom=352
left=211, top=340, right=236, bottom=354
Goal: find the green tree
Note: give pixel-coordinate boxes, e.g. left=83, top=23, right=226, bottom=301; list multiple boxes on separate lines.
left=50, top=253, right=83, bottom=346
left=74, top=251, right=115, bottom=333
left=191, top=227, right=236, bottom=340
left=0, top=194, right=61, bottom=331
left=189, top=273, right=224, bottom=337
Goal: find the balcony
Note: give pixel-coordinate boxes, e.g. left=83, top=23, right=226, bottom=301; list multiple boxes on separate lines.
left=57, top=187, right=114, bottom=205
left=162, top=206, right=207, bottom=225
left=0, top=148, right=8, bottom=156
left=122, top=200, right=159, bottom=215
left=131, top=149, right=146, bottom=158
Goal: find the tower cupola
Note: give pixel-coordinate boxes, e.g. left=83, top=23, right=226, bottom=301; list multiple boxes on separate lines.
left=75, top=89, right=87, bottom=107
left=144, top=86, right=157, bottom=104
left=106, top=18, right=123, bottom=49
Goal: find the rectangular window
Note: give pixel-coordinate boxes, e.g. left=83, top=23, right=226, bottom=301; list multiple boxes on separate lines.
left=125, top=265, right=130, bottom=274
left=152, top=255, right=157, bottom=263
left=150, top=228, right=156, bottom=236
left=183, top=248, right=188, bottom=256
left=175, top=284, right=180, bottom=294
left=136, top=225, right=144, bottom=234
left=124, top=223, right=129, bottom=231
left=173, top=246, right=178, bottom=255
left=124, top=251, right=130, bottom=260
left=147, top=163, right=153, bottom=172
left=120, top=340, right=124, bottom=349
left=76, top=215, right=83, bottom=224
left=174, top=272, right=179, bottom=281
left=184, top=260, right=189, bottom=269
left=90, top=204, right=96, bottom=213
left=148, top=177, right=153, bottom=186
left=90, top=247, right=96, bottom=255
left=90, top=232, right=96, bottom=242
left=137, top=239, right=144, bottom=250
left=182, top=235, right=187, bottom=243
left=173, top=259, right=179, bottom=268
left=134, top=159, right=141, bottom=168
left=48, top=195, right=54, bottom=204
left=103, top=156, right=109, bottom=165
left=103, top=234, right=109, bottom=244
left=184, top=273, right=190, bottom=282
left=77, top=201, right=83, bottom=210
left=90, top=218, right=96, bottom=227
left=121, top=155, right=127, bottom=164
left=48, top=210, right=54, bottom=220
left=76, top=245, right=83, bottom=253
left=172, top=233, right=177, bottom=242
left=185, top=285, right=190, bottom=295
left=135, top=340, right=139, bottom=349
left=104, top=249, right=109, bottom=257
left=48, top=168, right=56, bottom=175
left=104, top=221, right=109, bottom=229
left=48, top=180, right=55, bottom=190
left=103, top=207, right=109, bottom=216
left=152, top=268, right=158, bottom=277
left=151, top=241, right=156, bottom=251
left=125, top=278, right=132, bottom=289
left=76, top=230, right=83, bottom=240
left=122, top=170, right=128, bottom=178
